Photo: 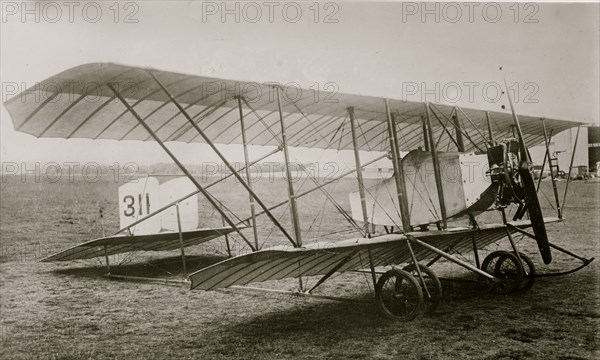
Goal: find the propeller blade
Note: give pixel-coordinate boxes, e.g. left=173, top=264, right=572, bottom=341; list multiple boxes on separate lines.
left=504, top=77, right=552, bottom=264
left=503, top=78, right=530, bottom=162
left=520, top=165, right=552, bottom=264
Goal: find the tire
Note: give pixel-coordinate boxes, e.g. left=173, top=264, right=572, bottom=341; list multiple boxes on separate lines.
left=481, top=251, right=524, bottom=294
left=481, top=251, right=507, bottom=276
left=375, top=269, right=423, bottom=321
left=498, top=252, right=536, bottom=292
left=402, top=264, right=442, bottom=314
left=492, top=251, right=525, bottom=294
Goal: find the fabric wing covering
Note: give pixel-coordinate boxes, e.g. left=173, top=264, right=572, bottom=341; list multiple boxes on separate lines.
left=4, top=63, right=581, bottom=153
left=41, top=227, right=238, bottom=262
left=189, top=218, right=560, bottom=290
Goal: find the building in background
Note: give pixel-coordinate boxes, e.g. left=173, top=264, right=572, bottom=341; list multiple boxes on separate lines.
left=530, top=126, right=589, bottom=176
left=588, top=126, right=600, bottom=176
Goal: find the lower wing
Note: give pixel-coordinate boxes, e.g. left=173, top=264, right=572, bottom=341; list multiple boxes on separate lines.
left=189, top=218, right=561, bottom=290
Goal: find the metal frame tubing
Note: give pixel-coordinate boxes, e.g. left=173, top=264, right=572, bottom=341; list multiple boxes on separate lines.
left=405, top=239, right=431, bottom=298
left=536, top=127, right=552, bottom=190
left=308, top=250, right=359, bottom=293
left=506, top=224, right=591, bottom=264
left=175, top=203, right=188, bottom=277
left=561, top=124, right=581, bottom=210
left=421, top=115, right=430, bottom=151
left=485, top=111, right=494, bottom=144
left=107, top=83, right=256, bottom=251
left=104, top=245, right=110, bottom=274
left=367, top=248, right=378, bottom=289
left=114, top=147, right=280, bottom=237
left=505, top=228, right=526, bottom=272
left=237, top=96, right=260, bottom=250
left=149, top=72, right=297, bottom=248
left=385, top=100, right=412, bottom=232
left=471, top=235, right=481, bottom=269
left=430, top=109, right=461, bottom=150
left=503, top=79, right=530, bottom=162
left=347, top=107, right=370, bottom=236
left=407, top=235, right=495, bottom=280
left=452, top=112, right=465, bottom=152
left=540, top=120, right=562, bottom=218
left=429, top=104, right=484, bottom=153
left=425, top=103, right=448, bottom=228
left=275, top=86, right=303, bottom=248
left=238, top=154, right=388, bottom=224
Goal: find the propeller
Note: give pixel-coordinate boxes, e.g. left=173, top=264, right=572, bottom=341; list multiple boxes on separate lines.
left=503, top=77, right=552, bottom=264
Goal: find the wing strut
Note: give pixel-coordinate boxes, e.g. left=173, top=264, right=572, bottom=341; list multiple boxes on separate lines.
left=308, top=250, right=359, bottom=293
left=237, top=96, right=260, bottom=250
left=561, top=124, right=581, bottom=212
left=485, top=111, right=494, bottom=144
left=420, top=116, right=430, bottom=151
left=175, top=203, right=188, bottom=277
left=452, top=110, right=465, bottom=152
left=149, top=71, right=297, bottom=248
left=274, top=86, right=303, bottom=249
left=385, top=100, right=411, bottom=232
left=106, top=83, right=257, bottom=251
left=114, top=147, right=279, bottom=237
left=425, top=103, right=448, bottom=229
left=428, top=106, right=461, bottom=150
left=275, top=86, right=305, bottom=290
left=348, top=107, right=370, bottom=236
left=236, top=154, right=388, bottom=225
left=407, top=235, right=495, bottom=280
left=429, top=104, right=484, bottom=153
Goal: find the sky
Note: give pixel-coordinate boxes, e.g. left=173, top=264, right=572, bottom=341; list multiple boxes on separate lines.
left=1, top=1, right=599, bottom=170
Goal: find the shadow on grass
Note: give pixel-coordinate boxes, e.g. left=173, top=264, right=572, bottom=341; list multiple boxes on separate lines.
left=198, top=293, right=496, bottom=359
left=216, top=275, right=494, bottom=338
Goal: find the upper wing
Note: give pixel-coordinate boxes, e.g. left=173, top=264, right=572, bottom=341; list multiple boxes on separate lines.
left=41, top=226, right=239, bottom=262
left=3, top=63, right=580, bottom=153
left=189, top=218, right=561, bottom=290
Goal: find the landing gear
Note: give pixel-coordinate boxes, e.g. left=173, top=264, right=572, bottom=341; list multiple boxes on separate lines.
left=497, top=252, right=536, bottom=292
left=375, top=268, right=423, bottom=321
left=481, top=251, right=524, bottom=294
left=402, top=264, right=442, bottom=313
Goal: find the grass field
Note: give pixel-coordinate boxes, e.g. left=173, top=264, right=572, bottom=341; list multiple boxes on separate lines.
left=0, top=173, right=598, bottom=359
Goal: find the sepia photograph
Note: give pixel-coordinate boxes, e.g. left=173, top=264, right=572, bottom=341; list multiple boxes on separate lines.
left=1, top=1, right=599, bottom=359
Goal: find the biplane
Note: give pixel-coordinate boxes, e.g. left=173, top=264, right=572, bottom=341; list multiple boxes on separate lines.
left=3, top=63, right=594, bottom=321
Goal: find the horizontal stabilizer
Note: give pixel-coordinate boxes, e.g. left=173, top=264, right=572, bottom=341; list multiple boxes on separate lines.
left=41, top=227, right=241, bottom=262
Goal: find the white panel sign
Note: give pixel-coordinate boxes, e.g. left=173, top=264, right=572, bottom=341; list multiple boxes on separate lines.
left=160, top=177, right=199, bottom=231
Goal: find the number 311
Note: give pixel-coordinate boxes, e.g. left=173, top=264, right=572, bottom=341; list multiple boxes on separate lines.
left=123, top=193, right=150, bottom=217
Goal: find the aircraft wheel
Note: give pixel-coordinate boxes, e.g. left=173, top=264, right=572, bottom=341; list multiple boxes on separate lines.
left=498, top=252, right=536, bottom=292
left=481, top=251, right=506, bottom=292
left=492, top=251, right=524, bottom=294
left=481, top=251, right=506, bottom=275
left=375, top=268, right=423, bottom=321
left=402, top=264, right=442, bottom=314
left=481, top=251, right=524, bottom=294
